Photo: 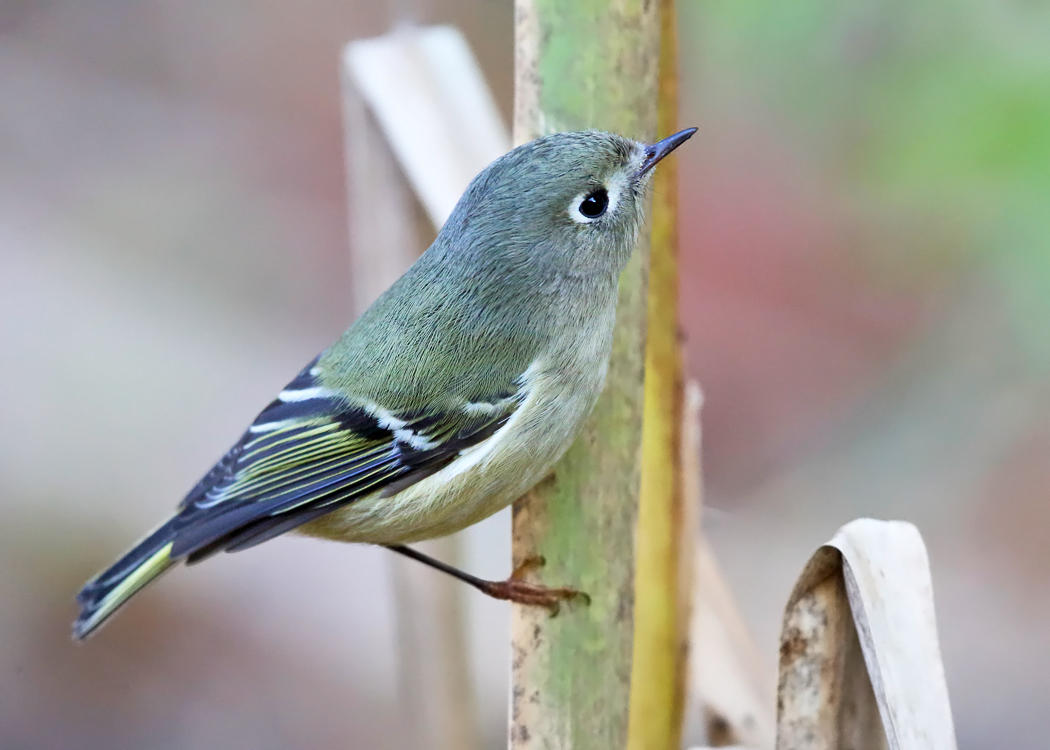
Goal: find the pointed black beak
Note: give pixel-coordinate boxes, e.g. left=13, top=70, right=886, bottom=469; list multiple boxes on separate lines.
left=637, top=127, right=698, bottom=178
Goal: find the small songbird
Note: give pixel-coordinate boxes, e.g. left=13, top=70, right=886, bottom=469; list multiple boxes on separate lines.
left=73, top=127, right=696, bottom=639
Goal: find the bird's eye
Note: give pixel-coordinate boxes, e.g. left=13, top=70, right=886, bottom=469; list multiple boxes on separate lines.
left=578, top=188, right=609, bottom=219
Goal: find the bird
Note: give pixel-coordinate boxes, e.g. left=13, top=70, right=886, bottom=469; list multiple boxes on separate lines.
left=73, top=126, right=697, bottom=640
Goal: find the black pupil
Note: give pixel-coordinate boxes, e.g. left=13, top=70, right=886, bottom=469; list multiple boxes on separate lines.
left=579, top=188, right=609, bottom=218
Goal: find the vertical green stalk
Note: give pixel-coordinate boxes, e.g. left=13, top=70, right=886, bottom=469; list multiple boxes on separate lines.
left=510, top=1, right=661, bottom=748
left=627, top=0, right=689, bottom=746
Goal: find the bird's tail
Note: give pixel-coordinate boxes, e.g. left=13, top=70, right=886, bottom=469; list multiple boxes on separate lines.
left=73, top=521, right=178, bottom=640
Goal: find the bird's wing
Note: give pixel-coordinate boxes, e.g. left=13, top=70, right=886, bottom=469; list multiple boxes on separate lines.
left=168, top=355, right=524, bottom=562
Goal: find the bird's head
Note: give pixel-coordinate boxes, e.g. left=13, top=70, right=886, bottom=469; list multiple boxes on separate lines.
left=438, top=128, right=696, bottom=280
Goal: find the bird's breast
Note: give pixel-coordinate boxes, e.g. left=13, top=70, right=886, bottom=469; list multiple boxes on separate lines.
left=302, top=302, right=617, bottom=545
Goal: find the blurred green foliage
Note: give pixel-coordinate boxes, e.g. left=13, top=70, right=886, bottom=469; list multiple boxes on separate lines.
left=693, top=0, right=1050, bottom=366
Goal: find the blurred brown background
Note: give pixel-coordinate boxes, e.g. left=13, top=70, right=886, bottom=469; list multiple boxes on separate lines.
left=2, top=1, right=1047, bottom=748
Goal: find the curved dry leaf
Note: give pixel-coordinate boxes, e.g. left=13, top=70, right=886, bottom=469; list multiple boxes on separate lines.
left=776, top=519, right=957, bottom=750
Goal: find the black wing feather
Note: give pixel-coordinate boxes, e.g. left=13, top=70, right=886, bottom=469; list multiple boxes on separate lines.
left=165, top=356, right=521, bottom=563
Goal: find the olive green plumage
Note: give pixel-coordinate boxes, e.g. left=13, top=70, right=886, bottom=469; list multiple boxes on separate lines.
left=73, top=127, right=695, bottom=640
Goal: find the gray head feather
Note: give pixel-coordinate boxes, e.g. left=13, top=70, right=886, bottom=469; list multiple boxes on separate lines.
left=323, top=130, right=655, bottom=408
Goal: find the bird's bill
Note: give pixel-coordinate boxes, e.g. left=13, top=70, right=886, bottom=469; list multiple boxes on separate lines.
left=636, top=127, right=698, bottom=177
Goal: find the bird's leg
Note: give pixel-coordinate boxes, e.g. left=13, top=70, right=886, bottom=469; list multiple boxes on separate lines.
left=385, top=545, right=589, bottom=615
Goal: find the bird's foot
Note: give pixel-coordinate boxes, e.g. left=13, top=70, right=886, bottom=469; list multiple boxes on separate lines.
left=478, top=556, right=590, bottom=615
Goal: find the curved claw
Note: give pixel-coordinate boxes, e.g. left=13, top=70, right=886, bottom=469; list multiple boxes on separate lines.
left=511, top=555, right=547, bottom=581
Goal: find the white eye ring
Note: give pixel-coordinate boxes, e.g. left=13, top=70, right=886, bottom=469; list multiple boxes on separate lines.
left=570, top=188, right=608, bottom=224
left=568, top=179, right=623, bottom=224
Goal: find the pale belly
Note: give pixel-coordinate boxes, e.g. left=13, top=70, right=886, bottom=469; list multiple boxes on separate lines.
left=297, top=362, right=603, bottom=545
